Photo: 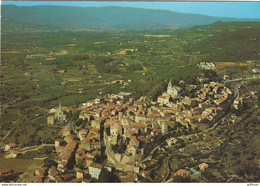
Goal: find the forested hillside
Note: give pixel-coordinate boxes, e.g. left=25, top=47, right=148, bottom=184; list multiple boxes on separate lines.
left=184, top=22, right=260, bottom=62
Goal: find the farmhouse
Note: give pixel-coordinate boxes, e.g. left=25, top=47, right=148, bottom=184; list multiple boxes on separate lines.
left=233, top=97, right=243, bottom=109
left=166, top=137, right=178, bottom=146
left=0, top=168, right=14, bottom=176
left=175, top=169, right=191, bottom=176
left=5, top=143, right=16, bottom=151
left=199, top=62, right=216, bottom=70
left=10, top=151, right=21, bottom=158
left=58, top=127, right=71, bottom=137
left=199, top=163, right=209, bottom=171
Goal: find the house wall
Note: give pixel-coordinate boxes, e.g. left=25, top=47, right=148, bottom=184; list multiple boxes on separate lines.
left=89, top=167, right=101, bottom=179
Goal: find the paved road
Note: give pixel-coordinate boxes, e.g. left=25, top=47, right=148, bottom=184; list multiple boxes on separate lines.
left=141, top=145, right=159, bottom=163
left=4, top=144, right=54, bottom=158
left=104, top=131, right=124, bottom=168
left=20, top=144, right=54, bottom=153
left=178, top=83, right=239, bottom=141
left=160, top=83, right=241, bottom=182
left=1, top=107, right=48, bottom=144
left=1, top=116, right=27, bottom=142
left=224, top=76, right=260, bottom=84
left=160, top=155, right=171, bottom=183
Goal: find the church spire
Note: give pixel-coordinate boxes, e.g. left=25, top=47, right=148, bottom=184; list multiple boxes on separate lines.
left=168, top=79, right=172, bottom=88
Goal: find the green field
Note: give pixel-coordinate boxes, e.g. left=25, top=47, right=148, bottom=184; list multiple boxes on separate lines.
left=1, top=21, right=259, bottom=152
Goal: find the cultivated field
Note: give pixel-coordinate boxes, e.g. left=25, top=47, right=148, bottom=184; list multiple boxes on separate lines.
left=0, top=158, right=43, bottom=173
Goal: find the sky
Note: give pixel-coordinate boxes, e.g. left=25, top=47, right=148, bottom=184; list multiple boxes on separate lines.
left=1, top=1, right=260, bottom=19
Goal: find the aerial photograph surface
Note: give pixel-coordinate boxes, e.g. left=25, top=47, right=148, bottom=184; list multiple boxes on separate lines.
left=0, top=1, right=260, bottom=183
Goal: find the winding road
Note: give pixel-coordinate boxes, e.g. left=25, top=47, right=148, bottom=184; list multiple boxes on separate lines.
left=158, top=82, right=242, bottom=182
left=20, top=144, right=54, bottom=153
left=160, top=155, right=171, bottom=182
left=104, top=131, right=124, bottom=168
left=224, top=76, right=260, bottom=84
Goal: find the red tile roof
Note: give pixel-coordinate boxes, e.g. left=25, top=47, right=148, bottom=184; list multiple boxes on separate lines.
left=58, top=127, right=70, bottom=134
left=65, top=134, right=76, bottom=138
left=10, top=151, right=20, bottom=155
left=0, top=168, right=13, bottom=174
left=55, top=139, right=63, bottom=142
left=62, top=173, right=73, bottom=179
left=7, top=143, right=16, bottom=147
left=70, top=178, right=90, bottom=183
left=89, top=163, right=102, bottom=169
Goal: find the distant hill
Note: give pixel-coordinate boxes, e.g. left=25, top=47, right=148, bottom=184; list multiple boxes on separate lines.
left=1, top=18, right=58, bottom=33
left=2, top=5, right=260, bottom=31
left=184, top=21, right=260, bottom=62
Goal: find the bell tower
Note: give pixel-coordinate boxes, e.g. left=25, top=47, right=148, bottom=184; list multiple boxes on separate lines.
left=167, top=79, right=172, bottom=95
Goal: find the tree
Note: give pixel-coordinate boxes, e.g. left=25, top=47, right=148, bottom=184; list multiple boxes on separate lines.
left=43, top=158, right=57, bottom=168
left=85, top=61, right=88, bottom=70
left=126, top=64, right=143, bottom=72
left=98, top=169, right=120, bottom=182
left=75, top=118, right=83, bottom=127
left=112, top=136, right=127, bottom=154
left=172, top=175, right=192, bottom=182
left=234, top=167, right=244, bottom=177
left=76, top=158, right=85, bottom=169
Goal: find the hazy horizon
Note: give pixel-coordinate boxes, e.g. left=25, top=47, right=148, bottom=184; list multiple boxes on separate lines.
left=1, top=1, right=260, bottom=19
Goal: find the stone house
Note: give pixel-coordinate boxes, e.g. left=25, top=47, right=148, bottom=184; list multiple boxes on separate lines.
left=58, top=127, right=71, bottom=137
left=175, top=169, right=191, bottom=176
left=10, top=151, right=21, bottom=158
left=88, top=163, right=102, bottom=179
left=47, top=115, right=54, bottom=125
left=199, top=163, right=209, bottom=171
left=157, top=95, right=170, bottom=105
left=5, top=143, right=16, bottom=151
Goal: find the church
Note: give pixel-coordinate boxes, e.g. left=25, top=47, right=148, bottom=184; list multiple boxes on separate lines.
left=157, top=79, right=181, bottom=106
left=54, top=102, right=66, bottom=122
left=166, top=79, right=179, bottom=98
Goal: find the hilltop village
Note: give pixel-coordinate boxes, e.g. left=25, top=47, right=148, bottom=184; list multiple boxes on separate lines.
left=2, top=68, right=259, bottom=182
left=12, top=75, right=244, bottom=183
left=1, top=15, right=260, bottom=183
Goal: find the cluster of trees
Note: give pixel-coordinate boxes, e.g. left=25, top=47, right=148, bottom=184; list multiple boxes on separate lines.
left=98, top=169, right=120, bottom=182
left=184, top=23, right=260, bottom=62
left=112, top=136, right=127, bottom=154
left=43, top=158, right=57, bottom=168
left=202, top=69, right=222, bottom=82
left=71, top=54, right=89, bottom=61
left=1, top=53, right=26, bottom=67
left=126, top=64, right=143, bottom=72
left=95, top=57, right=120, bottom=74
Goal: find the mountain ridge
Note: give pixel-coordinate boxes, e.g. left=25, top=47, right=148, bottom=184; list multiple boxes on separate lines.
left=2, top=5, right=260, bottom=31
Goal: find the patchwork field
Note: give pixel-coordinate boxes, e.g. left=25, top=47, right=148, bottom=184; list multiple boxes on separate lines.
left=1, top=51, right=19, bottom=54
left=0, top=158, right=43, bottom=173
left=216, top=62, right=250, bottom=67
left=1, top=21, right=259, bottom=161
left=62, top=77, right=85, bottom=81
